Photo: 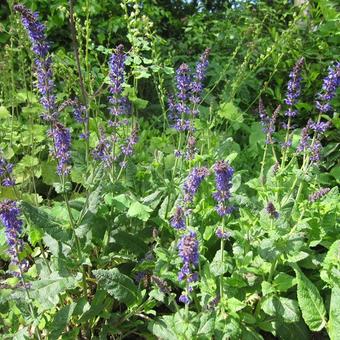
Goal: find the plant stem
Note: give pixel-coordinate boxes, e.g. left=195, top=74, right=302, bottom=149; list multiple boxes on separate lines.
left=69, top=0, right=90, bottom=164
left=260, top=142, right=268, bottom=185
left=17, top=246, right=42, bottom=340
left=63, top=188, right=88, bottom=301
left=219, top=218, right=226, bottom=300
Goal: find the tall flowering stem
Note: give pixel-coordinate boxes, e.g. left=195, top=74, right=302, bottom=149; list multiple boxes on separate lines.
left=92, top=44, right=137, bottom=181
left=281, top=58, right=304, bottom=167
left=177, top=231, right=199, bottom=307
left=0, top=200, right=42, bottom=339
left=0, top=200, right=27, bottom=278
left=169, top=49, right=210, bottom=162
left=213, top=160, right=234, bottom=300
left=258, top=101, right=280, bottom=182
left=14, top=4, right=71, bottom=176
left=284, top=63, right=339, bottom=211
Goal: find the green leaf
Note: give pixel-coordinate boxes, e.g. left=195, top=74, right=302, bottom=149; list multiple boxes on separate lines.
left=218, top=101, right=244, bottom=123
left=105, top=193, right=132, bottom=212
left=49, top=303, right=76, bottom=338
left=294, top=267, right=327, bottom=331
left=273, top=273, right=296, bottom=292
left=41, top=161, right=59, bottom=185
left=262, top=296, right=300, bottom=323
left=0, top=106, right=10, bottom=119
left=88, top=185, right=102, bottom=214
left=210, top=250, right=231, bottom=276
left=19, top=155, right=39, bottom=168
left=320, top=240, right=340, bottom=287
left=29, top=274, right=78, bottom=312
left=21, top=201, right=72, bottom=244
left=93, top=268, right=140, bottom=306
left=127, top=201, right=153, bottom=221
left=329, top=286, right=340, bottom=340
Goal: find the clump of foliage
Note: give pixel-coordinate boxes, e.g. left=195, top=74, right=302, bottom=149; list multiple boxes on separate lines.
left=0, top=1, right=339, bottom=339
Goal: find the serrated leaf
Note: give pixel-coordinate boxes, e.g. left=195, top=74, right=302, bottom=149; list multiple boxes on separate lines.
left=93, top=268, right=140, bottom=306
left=294, top=267, right=327, bottom=331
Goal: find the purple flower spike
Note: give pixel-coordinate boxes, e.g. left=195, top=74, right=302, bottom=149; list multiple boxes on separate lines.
left=0, top=200, right=28, bottom=277
left=48, top=122, right=71, bottom=176
left=14, top=4, right=57, bottom=118
left=316, top=62, right=340, bottom=113
left=190, top=48, right=210, bottom=104
left=178, top=231, right=199, bottom=266
left=216, top=227, right=231, bottom=240
left=121, top=128, right=138, bottom=157
left=170, top=206, right=186, bottom=230
left=168, top=49, right=210, bottom=136
left=179, top=293, right=191, bottom=304
left=284, top=58, right=304, bottom=108
left=108, top=44, right=128, bottom=117
left=177, top=231, right=199, bottom=303
left=183, top=166, right=209, bottom=204
left=266, top=105, right=281, bottom=145
left=213, top=160, right=234, bottom=216
left=176, top=63, right=192, bottom=102
left=0, top=154, right=15, bottom=187
left=309, top=187, right=330, bottom=202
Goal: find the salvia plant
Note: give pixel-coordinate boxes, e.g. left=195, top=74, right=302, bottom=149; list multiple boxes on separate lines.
left=0, top=3, right=339, bottom=340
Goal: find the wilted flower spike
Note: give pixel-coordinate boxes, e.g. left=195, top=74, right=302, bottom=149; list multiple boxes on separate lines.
left=258, top=98, right=270, bottom=133
left=309, top=188, right=330, bottom=202
left=266, top=105, right=280, bottom=144
left=266, top=202, right=279, bottom=219
left=0, top=200, right=28, bottom=277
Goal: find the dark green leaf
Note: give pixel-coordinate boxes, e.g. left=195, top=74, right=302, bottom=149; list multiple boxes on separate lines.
left=93, top=268, right=140, bottom=306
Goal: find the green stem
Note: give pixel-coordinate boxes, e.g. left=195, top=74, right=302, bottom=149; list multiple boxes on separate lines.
left=260, top=143, right=268, bottom=185
left=63, top=190, right=88, bottom=300
left=16, top=246, right=42, bottom=340
left=219, top=218, right=226, bottom=300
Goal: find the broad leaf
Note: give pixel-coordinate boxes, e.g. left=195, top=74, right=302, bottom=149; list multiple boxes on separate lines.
left=93, top=268, right=140, bottom=306
left=127, top=201, right=153, bottom=221
left=294, top=267, right=327, bottom=331
left=329, top=286, right=340, bottom=340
